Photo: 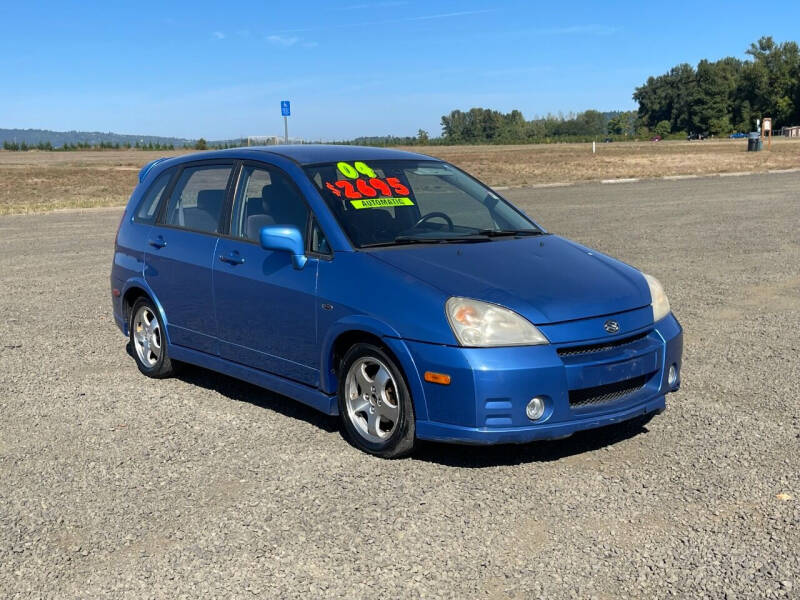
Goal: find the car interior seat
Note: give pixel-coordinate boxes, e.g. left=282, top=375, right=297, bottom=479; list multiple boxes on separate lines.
left=186, top=189, right=224, bottom=232
left=260, top=178, right=307, bottom=227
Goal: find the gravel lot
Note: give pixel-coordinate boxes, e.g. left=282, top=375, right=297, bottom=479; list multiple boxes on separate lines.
left=1, top=173, right=798, bottom=598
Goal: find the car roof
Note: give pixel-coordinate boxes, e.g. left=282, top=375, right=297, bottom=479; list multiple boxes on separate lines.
left=141, top=145, right=439, bottom=182
left=248, top=144, right=435, bottom=164
left=154, top=144, right=434, bottom=170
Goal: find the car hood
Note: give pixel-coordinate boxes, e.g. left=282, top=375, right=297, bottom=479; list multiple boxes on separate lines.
left=367, top=235, right=651, bottom=324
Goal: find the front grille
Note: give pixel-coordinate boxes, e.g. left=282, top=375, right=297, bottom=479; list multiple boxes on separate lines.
left=557, top=331, right=650, bottom=357
left=569, top=373, right=652, bottom=408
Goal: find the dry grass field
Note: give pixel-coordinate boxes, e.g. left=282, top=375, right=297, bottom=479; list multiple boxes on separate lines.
left=0, top=150, right=191, bottom=215
left=414, top=137, right=800, bottom=187
left=1, top=138, right=798, bottom=214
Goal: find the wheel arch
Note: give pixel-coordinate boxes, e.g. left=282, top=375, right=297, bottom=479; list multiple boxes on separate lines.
left=320, top=317, right=429, bottom=421
left=119, top=278, right=171, bottom=345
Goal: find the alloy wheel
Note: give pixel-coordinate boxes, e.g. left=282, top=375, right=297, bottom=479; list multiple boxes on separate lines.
left=344, top=357, right=400, bottom=443
left=133, top=306, right=162, bottom=367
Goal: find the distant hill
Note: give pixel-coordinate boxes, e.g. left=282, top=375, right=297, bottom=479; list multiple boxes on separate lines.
left=0, top=128, right=193, bottom=148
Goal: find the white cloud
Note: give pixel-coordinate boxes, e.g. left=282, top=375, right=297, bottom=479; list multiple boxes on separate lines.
left=212, top=31, right=225, bottom=40
left=266, top=34, right=300, bottom=47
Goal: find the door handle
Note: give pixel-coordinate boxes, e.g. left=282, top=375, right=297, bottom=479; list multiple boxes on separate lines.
left=148, top=237, right=167, bottom=249
left=219, top=252, right=245, bottom=265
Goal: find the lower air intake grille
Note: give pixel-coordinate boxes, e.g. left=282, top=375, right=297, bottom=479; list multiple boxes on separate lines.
left=558, top=331, right=650, bottom=357
left=569, top=373, right=652, bottom=408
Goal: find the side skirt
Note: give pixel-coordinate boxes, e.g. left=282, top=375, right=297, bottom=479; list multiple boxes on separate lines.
left=169, top=344, right=339, bottom=416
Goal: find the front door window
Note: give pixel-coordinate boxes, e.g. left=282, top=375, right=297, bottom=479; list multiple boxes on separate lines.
left=230, top=166, right=308, bottom=242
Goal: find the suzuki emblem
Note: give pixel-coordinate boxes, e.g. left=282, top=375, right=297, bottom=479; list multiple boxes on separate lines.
left=603, top=320, right=620, bottom=334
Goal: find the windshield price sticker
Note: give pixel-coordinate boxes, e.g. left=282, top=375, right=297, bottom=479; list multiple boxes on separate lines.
left=350, top=197, right=414, bottom=209
left=324, top=161, right=412, bottom=203
left=337, top=161, right=376, bottom=179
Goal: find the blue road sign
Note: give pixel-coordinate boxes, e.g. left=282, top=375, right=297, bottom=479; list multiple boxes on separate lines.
left=281, top=101, right=290, bottom=117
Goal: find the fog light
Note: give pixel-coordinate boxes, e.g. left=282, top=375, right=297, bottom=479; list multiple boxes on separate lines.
left=526, top=396, right=546, bottom=421
left=668, top=364, right=678, bottom=387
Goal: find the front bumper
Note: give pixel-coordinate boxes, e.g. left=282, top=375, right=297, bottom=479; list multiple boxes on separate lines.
left=406, top=309, right=683, bottom=445
left=416, top=394, right=666, bottom=444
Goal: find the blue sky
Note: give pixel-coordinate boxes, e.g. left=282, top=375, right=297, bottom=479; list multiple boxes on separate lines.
left=1, top=0, right=799, bottom=140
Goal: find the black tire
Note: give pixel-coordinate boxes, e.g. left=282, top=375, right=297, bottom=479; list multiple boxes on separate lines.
left=129, top=297, right=175, bottom=379
left=337, top=343, right=415, bottom=458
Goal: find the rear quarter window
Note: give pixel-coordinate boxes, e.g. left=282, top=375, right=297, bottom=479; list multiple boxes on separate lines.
left=134, top=169, right=174, bottom=224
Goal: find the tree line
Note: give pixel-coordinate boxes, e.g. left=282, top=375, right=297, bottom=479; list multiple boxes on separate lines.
left=439, top=108, right=642, bottom=144
left=1, top=139, right=242, bottom=152
left=634, top=36, right=799, bottom=136
left=2, top=140, right=177, bottom=151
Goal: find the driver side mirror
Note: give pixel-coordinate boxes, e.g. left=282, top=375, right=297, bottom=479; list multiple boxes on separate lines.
left=259, top=226, right=307, bottom=270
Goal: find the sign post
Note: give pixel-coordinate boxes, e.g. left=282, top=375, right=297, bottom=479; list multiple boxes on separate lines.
left=762, top=117, right=772, bottom=149
left=281, top=100, right=290, bottom=144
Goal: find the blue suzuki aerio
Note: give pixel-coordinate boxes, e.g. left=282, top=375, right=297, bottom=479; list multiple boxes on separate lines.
left=111, top=145, right=682, bottom=458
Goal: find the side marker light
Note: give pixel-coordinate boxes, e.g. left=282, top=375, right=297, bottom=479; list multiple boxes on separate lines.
left=424, top=371, right=451, bottom=385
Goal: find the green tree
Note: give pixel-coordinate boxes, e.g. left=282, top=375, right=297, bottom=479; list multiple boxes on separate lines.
left=417, top=129, right=429, bottom=144
left=195, top=138, right=208, bottom=150
left=695, top=57, right=742, bottom=134
left=653, top=120, right=671, bottom=137
left=744, top=36, right=800, bottom=126
left=441, top=109, right=466, bottom=141
left=635, top=36, right=800, bottom=135
left=708, top=115, right=733, bottom=135
left=606, top=111, right=637, bottom=136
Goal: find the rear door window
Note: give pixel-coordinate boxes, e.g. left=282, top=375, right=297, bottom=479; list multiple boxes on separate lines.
left=162, top=165, right=233, bottom=234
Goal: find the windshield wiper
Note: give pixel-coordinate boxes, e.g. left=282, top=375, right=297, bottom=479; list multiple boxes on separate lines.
left=362, top=235, right=491, bottom=248
left=394, top=234, right=491, bottom=244
left=474, top=229, right=546, bottom=237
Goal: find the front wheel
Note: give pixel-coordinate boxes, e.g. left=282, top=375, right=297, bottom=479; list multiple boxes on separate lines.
left=338, top=343, right=415, bottom=458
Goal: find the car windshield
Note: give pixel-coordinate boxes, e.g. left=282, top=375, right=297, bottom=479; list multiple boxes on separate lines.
left=303, top=160, right=542, bottom=247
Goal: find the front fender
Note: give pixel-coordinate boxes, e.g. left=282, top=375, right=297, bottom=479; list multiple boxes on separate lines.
left=318, top=315, right=429, bottom=422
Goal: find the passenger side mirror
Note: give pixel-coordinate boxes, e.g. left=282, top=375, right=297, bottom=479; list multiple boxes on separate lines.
left=259, top=226, right=307, bottom=270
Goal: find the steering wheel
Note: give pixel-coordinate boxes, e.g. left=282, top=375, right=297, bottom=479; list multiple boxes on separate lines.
left=413, top=211, right=454, bottom=231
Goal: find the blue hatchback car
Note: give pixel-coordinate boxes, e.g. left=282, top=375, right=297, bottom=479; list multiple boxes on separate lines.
left=111, top=145, right=682, bottom=457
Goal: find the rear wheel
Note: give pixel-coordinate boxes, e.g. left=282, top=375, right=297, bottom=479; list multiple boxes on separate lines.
left=338, top=343, right=415, bottom=458
left=129, top=298, right=175, bottom=378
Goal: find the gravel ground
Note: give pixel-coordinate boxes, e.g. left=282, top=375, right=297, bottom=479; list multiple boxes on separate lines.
left=1, top=172, right=798, bottom=599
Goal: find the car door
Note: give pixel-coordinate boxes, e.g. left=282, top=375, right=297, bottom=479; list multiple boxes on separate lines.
left=213, top=162, right=322, bottom=386
left=144, top=161, right=234, bottom=355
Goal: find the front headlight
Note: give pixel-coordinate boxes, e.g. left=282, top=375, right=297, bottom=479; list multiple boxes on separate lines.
left=643, top=273, right=671, bottom=322
left=445, top=297, right=549, bottom=347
